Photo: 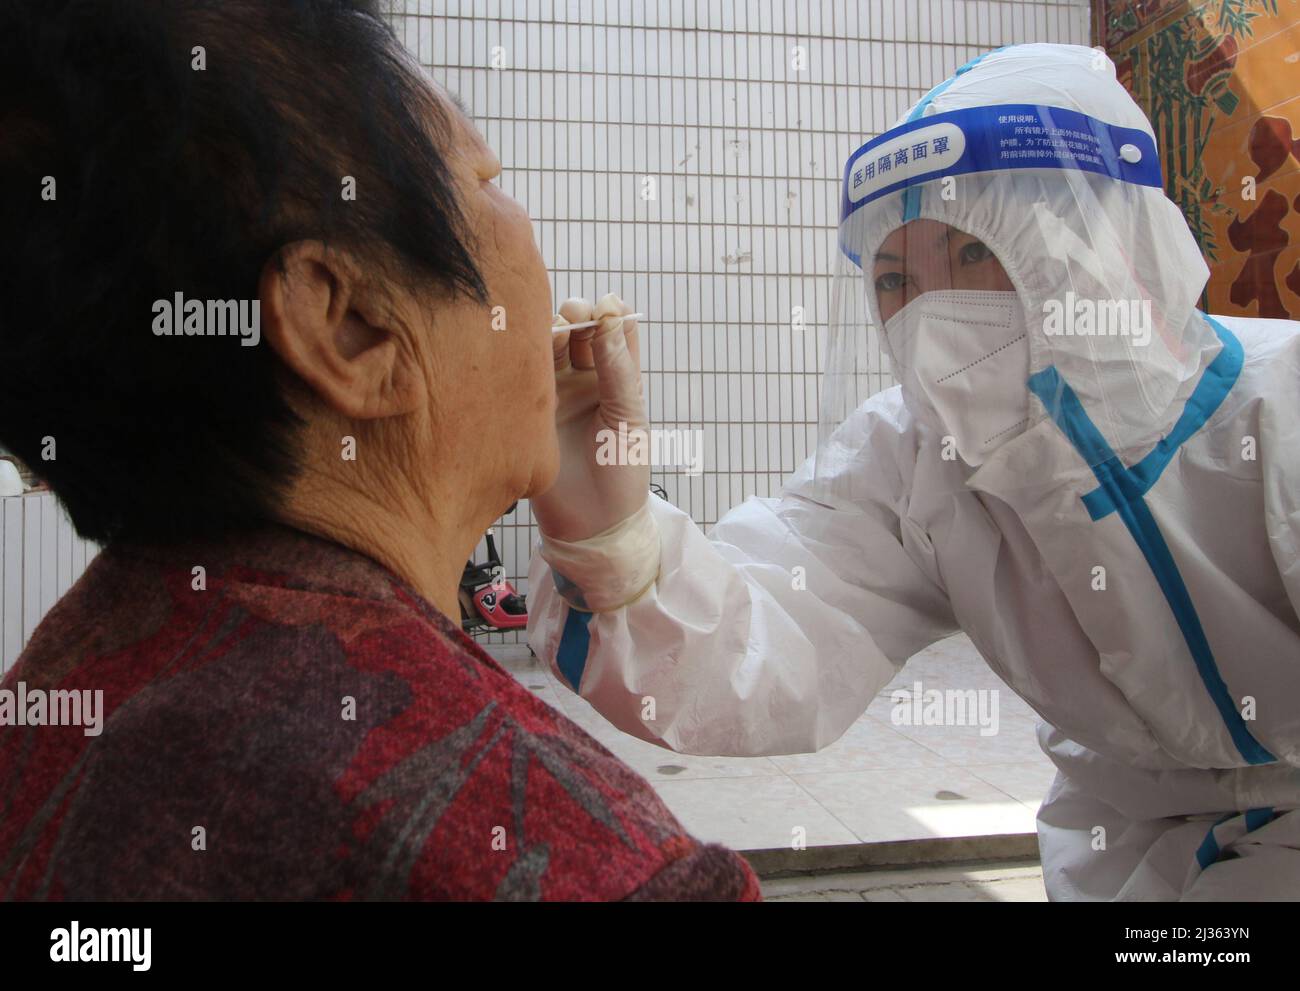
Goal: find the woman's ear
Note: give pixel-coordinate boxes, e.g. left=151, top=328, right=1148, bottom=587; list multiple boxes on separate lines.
left=259, top=241, right=426, bottom=420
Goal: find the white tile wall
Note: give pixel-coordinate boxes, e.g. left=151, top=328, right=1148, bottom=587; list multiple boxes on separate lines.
left=0, top=2, right=1093, bottom=660
left=1, top=493, right=99, bottom=672
left=392, top=1, right=1091, bottom=643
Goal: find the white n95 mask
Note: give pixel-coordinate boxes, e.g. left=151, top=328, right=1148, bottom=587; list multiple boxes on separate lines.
left=884, top=290, right=1031, bottom=467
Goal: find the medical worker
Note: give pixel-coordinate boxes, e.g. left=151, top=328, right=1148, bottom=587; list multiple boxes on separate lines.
left=528, top=44, right=1300, bottom=901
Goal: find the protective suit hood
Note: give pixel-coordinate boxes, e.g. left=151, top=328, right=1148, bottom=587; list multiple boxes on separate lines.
left=822, top=44, right=1220, bottom=491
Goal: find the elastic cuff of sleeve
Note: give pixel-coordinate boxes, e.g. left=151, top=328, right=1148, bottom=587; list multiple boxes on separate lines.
left=540, top=498, right=661, bottom=613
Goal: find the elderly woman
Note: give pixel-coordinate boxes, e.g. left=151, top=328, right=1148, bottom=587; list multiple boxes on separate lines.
left=0, top=0, right=758, bottom=901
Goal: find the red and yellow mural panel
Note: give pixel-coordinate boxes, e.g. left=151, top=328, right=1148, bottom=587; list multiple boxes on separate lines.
left=1094, top=0, right=1300, bottom=319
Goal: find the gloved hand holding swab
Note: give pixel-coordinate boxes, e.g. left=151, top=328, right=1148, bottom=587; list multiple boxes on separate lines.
left=534, top=292, right=650, bottom=546
left=552, top=312, right=645, bottom=333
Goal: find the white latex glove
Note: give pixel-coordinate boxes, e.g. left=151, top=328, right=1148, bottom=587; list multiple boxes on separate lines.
left=531, top=293, right=649, bottom=544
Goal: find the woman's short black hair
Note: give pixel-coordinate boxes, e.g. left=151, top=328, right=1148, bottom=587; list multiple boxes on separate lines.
left=0, top=0, right=485, bottom=544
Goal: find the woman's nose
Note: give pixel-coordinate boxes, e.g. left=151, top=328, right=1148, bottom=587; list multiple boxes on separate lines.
left=904, top=267, right=953, bottom=306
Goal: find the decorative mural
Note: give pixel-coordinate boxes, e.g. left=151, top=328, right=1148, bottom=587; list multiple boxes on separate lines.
left=1094, top=0, right=1300, bottom=319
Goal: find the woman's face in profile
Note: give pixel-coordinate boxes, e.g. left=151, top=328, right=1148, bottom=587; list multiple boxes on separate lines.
left=872, top=219, right=1015, bottom=324
left=418, top=86, right=561, bottom=498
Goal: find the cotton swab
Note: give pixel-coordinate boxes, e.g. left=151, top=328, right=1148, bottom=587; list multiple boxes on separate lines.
left=552, top=312, right=645, bottom=334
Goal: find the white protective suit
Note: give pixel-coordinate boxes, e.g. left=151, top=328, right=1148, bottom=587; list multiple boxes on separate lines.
left=527, top=44, right=1300, bottom=901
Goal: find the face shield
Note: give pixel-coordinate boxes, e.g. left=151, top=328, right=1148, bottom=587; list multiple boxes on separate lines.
left=815, top=100, right=1214, bottom=507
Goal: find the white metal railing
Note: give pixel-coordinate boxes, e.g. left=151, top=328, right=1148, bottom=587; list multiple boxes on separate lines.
left=0, top=491, right=99, bottom=673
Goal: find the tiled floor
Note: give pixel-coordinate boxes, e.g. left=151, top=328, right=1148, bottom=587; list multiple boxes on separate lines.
left=761, top=861, right=1048, bottom=902
left=488, top=633, right=1058, bottom=853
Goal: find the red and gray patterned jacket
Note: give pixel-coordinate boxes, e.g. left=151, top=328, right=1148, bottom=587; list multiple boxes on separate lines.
left=0, top=524, right=760, bottom=901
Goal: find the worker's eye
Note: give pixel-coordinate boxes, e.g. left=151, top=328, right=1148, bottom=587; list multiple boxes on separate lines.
left=874, top=271, right=906, bottom=294
left=958, top=240, right=995, bottom=266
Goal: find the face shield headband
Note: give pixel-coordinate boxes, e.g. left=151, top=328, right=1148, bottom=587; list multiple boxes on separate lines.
left=838, top=102, right=1163, bottom=262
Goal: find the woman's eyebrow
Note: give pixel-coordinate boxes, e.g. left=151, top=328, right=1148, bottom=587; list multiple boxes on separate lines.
left=447, top=90, right=472, bottom=120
